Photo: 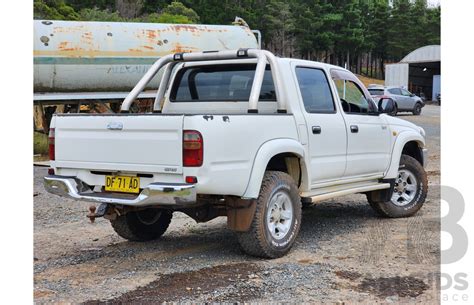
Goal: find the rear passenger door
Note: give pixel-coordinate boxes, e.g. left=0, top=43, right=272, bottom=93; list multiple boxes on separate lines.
left=401, top=88, right=415, bottom=109
left=293, top=64, right=347, bottom=185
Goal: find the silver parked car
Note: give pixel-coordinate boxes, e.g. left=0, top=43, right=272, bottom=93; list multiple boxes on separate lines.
left=368, top=85, right=425, bottom=115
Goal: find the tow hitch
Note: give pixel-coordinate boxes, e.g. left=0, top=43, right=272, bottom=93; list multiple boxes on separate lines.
left=87, top=203, right=109, bottom=223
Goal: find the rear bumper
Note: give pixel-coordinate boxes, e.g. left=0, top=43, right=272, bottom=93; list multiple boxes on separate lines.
left=43, top=175, right=196, bottom=207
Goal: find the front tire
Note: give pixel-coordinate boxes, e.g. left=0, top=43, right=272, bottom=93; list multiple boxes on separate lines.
left=368, top=155, right=427, bottom=218
left=412, top=103, right=422, bottom=115
left=110, top=208, right=172, bottom=241
left=236, top=171, right=302, bottom=258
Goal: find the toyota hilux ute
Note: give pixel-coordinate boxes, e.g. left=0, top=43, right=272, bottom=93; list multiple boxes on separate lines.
left=44, top=49, right=428, bottom=258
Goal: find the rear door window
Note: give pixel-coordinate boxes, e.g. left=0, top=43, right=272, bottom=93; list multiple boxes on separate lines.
left=171, top=64, right=276, bottom=102
left=295, top=67, right=335, bottom=113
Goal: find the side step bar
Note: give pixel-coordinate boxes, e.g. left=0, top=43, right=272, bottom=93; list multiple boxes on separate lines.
left=303, top=183, right=391, bottom=203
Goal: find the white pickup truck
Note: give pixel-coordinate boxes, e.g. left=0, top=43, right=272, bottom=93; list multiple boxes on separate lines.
left=44, top=49, right=428, bottom=258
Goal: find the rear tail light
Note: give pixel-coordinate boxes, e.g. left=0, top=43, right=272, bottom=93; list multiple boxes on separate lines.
left=183, top=130, right=203, bottom=167
left=48, top=128, right=55, bottom=161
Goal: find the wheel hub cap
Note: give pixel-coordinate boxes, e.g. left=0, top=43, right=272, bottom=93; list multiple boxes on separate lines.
left=266, top=191, right=294, bottom=240
left=391, top=169, right=418, bottom=206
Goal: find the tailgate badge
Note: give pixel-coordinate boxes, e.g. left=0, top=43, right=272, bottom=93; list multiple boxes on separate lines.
left=107, top=122, right=123, bottom=130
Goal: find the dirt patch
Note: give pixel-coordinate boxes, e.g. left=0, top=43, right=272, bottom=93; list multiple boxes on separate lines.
left=357, top=276, right=429, bottom=298
left=84, top=262, right=262, bottom=304
left=427, top=170, right=440, bottom=176
left=335, top=270, right=362, bottom=281
left=34, top=289, right=56, bottom=299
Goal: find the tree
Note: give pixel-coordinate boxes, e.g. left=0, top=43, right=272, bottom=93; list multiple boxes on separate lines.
left=262, top=0, right=295, bottom=56
left=160, top=1, right=199, bottom=23
left=34, top=0, right=80, bottom=20
left=78, top=8, right=125, bottom=22
left=115, top=0, right=144, bottom=19
left=424, top=6, right=441, bottom=45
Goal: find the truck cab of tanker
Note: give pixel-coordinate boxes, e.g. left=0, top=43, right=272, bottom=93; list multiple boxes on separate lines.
left=44, top=49, right=428, bottom=258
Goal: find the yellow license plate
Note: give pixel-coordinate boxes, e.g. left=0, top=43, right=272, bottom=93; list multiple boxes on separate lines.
left=105, top=175, right=140, bottom=194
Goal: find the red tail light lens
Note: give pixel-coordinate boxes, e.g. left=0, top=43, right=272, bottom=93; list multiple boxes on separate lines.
left=48, top=128, right=55, bottom=161
left=183, top=130, right=203, bottom=167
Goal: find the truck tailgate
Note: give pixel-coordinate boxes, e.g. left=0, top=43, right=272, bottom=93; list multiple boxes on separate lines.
left=54, top=115, right=184, bottom=173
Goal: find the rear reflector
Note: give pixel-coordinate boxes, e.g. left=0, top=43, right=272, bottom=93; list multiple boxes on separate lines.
left=185, top=176, right=198, bottom=184
left=48, top=168, right=55, bottom=175
left=48, top=128, right=55, bottom=161
left=183, top=130, right=203, bottom=167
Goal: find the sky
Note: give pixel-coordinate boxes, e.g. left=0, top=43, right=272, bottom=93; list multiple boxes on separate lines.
left=427, top=0, right=441, bottom=7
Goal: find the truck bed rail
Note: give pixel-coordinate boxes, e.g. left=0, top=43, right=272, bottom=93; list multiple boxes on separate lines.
left=121, top=49, right=287, bottom=114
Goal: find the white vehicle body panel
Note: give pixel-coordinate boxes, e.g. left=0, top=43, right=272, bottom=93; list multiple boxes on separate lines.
left=53, top=115, right=184, bottom=174
left=49, top=50, right=426, bottom=204
left=341, top=114, right=391, bottom=177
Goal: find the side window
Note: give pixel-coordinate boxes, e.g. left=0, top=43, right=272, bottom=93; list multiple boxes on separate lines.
left=388, top=88, right=401, bottom=95
left=334, top=79, right=372, bottom=114
left=295, top=67, right=335, bottom=113
left=401, top=89, right=411, bottom=96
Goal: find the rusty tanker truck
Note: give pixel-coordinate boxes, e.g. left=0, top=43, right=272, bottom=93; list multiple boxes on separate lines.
left=34, top=19, right=260, bottom=131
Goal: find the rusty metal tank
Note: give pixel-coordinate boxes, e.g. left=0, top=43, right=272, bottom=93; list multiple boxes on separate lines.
left=34, top=20, right=259, bottom=95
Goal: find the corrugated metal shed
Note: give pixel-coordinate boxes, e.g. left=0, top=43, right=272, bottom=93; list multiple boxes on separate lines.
left=400, top=45, right=441, bottom=63
left=385, top=45, right=441, bottom=91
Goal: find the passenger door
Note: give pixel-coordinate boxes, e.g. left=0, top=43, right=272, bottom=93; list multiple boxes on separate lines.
left=388, top=88, right=407, bottom=110
left=293, top=65, right=347, bottom=185
left=331, top=70, right=391, bottom=179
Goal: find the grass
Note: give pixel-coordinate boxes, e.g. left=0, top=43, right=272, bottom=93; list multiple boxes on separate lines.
left=356, top=74, right=384, bottom=88
left=34, top=131, right=49, bottom=156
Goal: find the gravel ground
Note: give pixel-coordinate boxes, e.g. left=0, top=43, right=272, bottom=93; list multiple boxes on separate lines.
left=34, top=105, right=440, bottom=304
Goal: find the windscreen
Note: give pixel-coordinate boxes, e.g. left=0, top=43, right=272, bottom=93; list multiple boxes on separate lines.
left=368, top=89, right=384, bottom=96
left=170, top=64, right=276, bottom=102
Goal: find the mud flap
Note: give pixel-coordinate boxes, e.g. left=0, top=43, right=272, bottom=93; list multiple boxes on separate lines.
left=367, top=179, right=396, bottom=202
left=227, top=199, right=257, bottom=232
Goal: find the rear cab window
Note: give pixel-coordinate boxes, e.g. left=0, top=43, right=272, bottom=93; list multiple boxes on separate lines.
left=170, top=64, right=276, bottom=102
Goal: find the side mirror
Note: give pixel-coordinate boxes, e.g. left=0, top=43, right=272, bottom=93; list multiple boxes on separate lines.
left=410, top=93, right=415, bottom=97
left=378, top=98, right=395, bottom=114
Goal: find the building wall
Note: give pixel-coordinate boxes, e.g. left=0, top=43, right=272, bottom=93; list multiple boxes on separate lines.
left=385, top=63, right=409, bottom=88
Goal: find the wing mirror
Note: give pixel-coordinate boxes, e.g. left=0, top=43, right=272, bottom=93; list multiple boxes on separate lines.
left=378, top=98, right=395, bottom=114
left=410, top=93, right=415, bottom=97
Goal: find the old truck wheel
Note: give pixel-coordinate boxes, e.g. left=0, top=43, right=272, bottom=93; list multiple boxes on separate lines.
left=111, top=208, right=172, bottom=241
left=368, top=155, right=427, bottom=218
left=236, top=171, right=301, bottom=258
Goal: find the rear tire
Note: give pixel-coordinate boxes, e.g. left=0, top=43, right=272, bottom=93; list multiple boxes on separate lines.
left=236, top=171, right=302, bottom=258
left=412, top=103, right=422, bottom=115
left=367, top=155, right=427, bottom=218
left=111, top=208, right=172, bottom=241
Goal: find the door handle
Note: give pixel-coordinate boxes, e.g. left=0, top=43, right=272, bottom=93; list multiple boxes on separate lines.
left=350, top=125, right=359, bottom=133
left=312, top=126, right=322, bottom=134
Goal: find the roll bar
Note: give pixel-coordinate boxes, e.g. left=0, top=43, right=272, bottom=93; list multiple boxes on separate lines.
left=120, top=49, right=287, bottom=113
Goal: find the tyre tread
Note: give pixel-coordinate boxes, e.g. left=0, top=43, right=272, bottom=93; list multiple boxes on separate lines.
left=236, top=171, right=301, bottom=258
